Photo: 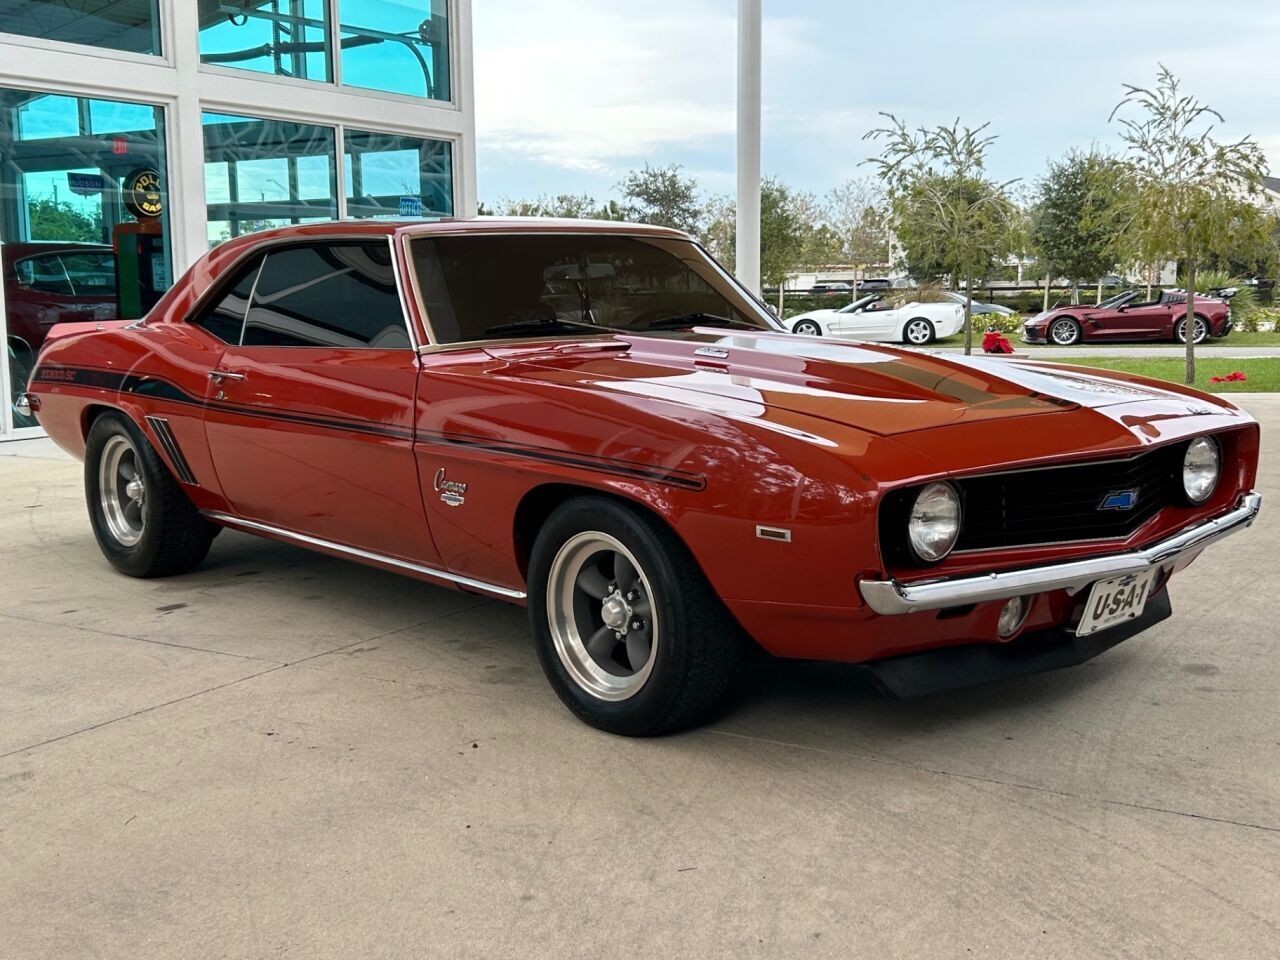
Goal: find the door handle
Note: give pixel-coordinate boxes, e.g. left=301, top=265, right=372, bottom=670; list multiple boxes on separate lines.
left=208, top=370, right=246, bottom=383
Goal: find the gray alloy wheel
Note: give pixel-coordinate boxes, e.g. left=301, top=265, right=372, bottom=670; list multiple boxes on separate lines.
left=1175, top=315, right=1209, bottom=344
left=904, top=318, right=935, bottom=345
left=98, top=434, right=148, bottom=547
left=793, top=320, right=822, bottom=336
left=546, top=531, right=658, bottom=701
left=1049, top=317, right=1082, bottom=346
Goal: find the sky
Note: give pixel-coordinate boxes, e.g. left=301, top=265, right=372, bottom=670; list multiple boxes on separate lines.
left=473, top=0, right=1280, bottom=207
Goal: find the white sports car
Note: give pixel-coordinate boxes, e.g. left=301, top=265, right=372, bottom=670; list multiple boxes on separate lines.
left=785, top=295, right=965, bottom=345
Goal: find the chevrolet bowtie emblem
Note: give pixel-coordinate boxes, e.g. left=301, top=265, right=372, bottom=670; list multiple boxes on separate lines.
left=1099, top=488, right=1139, bottom=511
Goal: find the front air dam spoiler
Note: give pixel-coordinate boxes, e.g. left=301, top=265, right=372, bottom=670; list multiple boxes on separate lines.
left=862, top=589, right=1172, bottom=699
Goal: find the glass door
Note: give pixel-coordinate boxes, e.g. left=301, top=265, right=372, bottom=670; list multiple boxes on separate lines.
left=1, top=85, right=173, bottom=440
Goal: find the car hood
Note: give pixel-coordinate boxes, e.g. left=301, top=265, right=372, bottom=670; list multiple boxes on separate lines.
left=483, top=330, right=1225, bottom=438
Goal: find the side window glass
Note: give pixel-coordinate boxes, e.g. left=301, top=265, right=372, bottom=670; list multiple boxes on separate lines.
left=191, top=256, right=263, bottom=344
left=16, top=255, right=74, bottom=296
left=243, top=242, right=409, bottom=349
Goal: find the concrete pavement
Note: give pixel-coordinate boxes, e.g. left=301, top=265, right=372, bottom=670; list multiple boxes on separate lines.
left=2, top=400, right=1279, bottom=959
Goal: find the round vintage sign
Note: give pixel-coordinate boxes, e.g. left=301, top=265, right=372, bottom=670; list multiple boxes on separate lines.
left=123, top=168, right=163, bottom=219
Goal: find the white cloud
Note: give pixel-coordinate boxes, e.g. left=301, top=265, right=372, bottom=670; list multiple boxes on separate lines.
left=473, top=1, right=819, bottom=177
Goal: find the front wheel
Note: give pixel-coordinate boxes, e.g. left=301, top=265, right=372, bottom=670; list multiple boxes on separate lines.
left=85, top=412, right=217, bottom=578
left=1048, top=317, right=1082, bottom=346
left=1174, top=315, right=1209, bottom=344
left=793, top=320, right=822, bottom=336
left=903, top=318, right=935, bottom=345
left=527, top=497, right=742, bottom=736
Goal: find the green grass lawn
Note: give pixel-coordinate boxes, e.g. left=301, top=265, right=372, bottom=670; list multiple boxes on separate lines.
left=1047, top=357, right=1280, bottom=392
left=935, top=329, right=1280, bottom=349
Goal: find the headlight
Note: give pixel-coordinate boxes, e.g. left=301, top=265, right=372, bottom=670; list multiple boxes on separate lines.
left=908, top=482, right=962, bottom=561
left=1182, top=437, right=1220, bottom=504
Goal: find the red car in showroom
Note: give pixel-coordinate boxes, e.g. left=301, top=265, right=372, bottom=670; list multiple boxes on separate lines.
left=1022, top=289, right=1232, bottom=345
left=19, top=219, right=1261, bottom=735
left=3, top=241, right=119, bottom=355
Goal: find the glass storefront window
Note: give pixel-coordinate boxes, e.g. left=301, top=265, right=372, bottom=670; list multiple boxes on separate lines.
left=202, top=112, right=337, bottom=245
left=1, top=87, right=172, bottom=435
left=339, top=1, right=450, bottom=101
left=344, top=130, right=453, bottom=220
left=0, top=0, right=161, bottom=56
left=198, top=0, right=331, bottom=81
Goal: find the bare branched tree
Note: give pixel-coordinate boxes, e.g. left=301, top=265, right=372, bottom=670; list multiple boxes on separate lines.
left=864, top=116, right=1020, bottom=354
left=1111, top=65, right=1274, bottom=383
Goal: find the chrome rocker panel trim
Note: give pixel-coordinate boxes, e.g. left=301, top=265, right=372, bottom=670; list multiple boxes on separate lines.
left=201, top=512, right=527, bottom=601
left=860, top=492, right=1261, bottom=615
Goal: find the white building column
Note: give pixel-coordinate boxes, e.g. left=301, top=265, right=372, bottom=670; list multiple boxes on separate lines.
left=735, top=0, right=761, bottom=293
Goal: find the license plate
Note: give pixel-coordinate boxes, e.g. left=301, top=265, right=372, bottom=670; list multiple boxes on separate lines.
left=1076, top=570, right=1157, bottom=636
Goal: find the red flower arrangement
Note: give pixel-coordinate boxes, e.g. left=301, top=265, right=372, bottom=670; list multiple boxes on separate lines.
left=982, top=330, right=1014, bottom=354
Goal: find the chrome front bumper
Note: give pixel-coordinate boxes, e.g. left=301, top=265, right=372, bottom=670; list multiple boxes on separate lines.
left=859, top=492, right=1261, bottom=615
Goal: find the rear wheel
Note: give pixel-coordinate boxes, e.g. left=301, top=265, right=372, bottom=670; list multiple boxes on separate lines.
left=85, top=412, right=217, bottom=578
left=793, top=320, right=822, bottom=337
left=1048, top=317, right=1082, bottom=346
left=1174, top=315, right=1209, bottom=344
left=903, top=318, right=935, bottom=345
left=527, top=497, right=742, bottom=735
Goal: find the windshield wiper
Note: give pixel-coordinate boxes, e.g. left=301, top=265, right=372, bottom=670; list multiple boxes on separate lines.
left=644, top=312, right=758, bottom=331
left=484, top=315, right=627, bottom=338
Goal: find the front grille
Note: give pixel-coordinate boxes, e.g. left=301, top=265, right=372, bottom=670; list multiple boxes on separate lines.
left=953, top=446, right=1183, bottom=550
left=879, top=444, right=1187, bottom=563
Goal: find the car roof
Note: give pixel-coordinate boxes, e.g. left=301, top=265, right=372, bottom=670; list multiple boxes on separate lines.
left=224, top=216, right=692, bottom=247
left=2, top=240, right=113, bottom=262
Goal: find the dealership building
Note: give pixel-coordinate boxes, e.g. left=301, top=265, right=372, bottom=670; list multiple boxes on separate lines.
left=0, top=0, right=477, bottom=441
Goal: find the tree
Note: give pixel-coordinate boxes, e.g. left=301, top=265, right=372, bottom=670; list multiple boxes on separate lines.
left=824, top=177, right=891, bottom=284
left=1031, top=150, right=1128, bottom=304
left=1111, top=65, right=1276, bottom=383
left=28, top=197, right=103, bottom=243
left=695, top=180, right=822, bottom=292
left=617, top=163, right=702, bottom=233
left=865, top=116, right=1019, bottom=354
left=484, top=193, right=627, bottom=221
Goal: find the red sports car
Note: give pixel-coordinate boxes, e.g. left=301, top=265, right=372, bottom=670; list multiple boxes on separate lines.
left=3, top=241, right=119, bottom=355
left=19, top=220, right=1261, bottom=735
left=1022, top=290, right=1232, bottom=346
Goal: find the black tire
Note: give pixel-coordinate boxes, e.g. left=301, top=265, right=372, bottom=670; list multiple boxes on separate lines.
left=1048, top=317, right=1082, bottom=346
left=793, top=320, right=822, bottom=336
left=85, top=411, right=217, bottom=578
left=1174, top=315, right=1209, bottom=344
left=527, top=496, right=742, bottom=736
left=903, top=318, right=935, bottom=345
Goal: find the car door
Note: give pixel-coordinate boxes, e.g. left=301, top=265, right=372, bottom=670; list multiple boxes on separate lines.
left=201, top=240, right=439, bottom=565
left=829, top=299, right=898, bottom=340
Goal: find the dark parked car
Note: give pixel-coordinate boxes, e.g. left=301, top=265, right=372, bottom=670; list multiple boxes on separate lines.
left=1022, top=290, right=1231, bottom=345
left=857, top=277, right=893, bottom=292
left=808, top=282, right=853, bottom=296
left=3, top=241, right=118, bottom=356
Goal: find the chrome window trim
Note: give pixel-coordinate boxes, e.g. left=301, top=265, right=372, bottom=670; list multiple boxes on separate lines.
left=201, top=511, right=526, bottom=600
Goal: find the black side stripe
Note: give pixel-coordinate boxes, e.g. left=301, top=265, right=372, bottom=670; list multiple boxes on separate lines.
left=34, top=364, right=709, bottom=491
left=418, top=429, right=708, bottom=491
left=145, top=416, right=198, bottom=485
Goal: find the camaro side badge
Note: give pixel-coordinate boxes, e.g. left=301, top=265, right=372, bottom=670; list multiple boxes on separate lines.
left=1099, top=488, right=1139, bottom=511
left=434, top=468, right=468, bottom=508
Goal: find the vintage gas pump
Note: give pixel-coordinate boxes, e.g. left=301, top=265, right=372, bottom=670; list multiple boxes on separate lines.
left=113, top=168, right=167, bottom=320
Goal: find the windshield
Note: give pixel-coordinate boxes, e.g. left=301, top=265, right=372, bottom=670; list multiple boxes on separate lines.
left=1097, top=291, right=1136, bottom=310
left=837, top=295, right=880, bottom=314
left=410, top=233, right=779, bottom=344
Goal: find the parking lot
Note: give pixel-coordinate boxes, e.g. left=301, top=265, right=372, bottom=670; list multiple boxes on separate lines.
left=2, top=397, right=1278, bottom=960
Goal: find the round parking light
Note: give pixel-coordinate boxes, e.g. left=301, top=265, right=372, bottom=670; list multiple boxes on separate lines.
left=997, top=596, right=1032, bottom=638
